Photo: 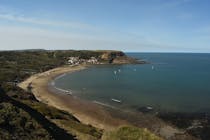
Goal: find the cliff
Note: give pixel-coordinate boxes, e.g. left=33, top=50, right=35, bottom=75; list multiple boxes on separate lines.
left=99, top=51, right=145, bottom=64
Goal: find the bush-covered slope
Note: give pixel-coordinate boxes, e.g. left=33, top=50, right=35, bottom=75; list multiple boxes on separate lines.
left=1, top=82, right=103, bottom=140
left=0, top=102, right=52, bottom=140
left=102, top=126, right=162, bottom=140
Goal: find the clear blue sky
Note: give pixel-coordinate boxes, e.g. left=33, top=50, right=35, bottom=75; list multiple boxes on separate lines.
left=0, top=0, right=210, bottom=52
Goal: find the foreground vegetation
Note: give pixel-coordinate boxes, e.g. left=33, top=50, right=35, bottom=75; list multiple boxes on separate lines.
left=102, top=126, right=162, bottom=140
left=0, top=50, right=160, bottom=140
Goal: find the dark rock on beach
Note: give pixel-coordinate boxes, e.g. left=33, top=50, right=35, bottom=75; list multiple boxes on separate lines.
left=157, top=112, right=210, bottom=140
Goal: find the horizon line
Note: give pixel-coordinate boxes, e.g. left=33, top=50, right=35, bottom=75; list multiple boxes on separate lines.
left=0, top=49, right=210, bottom=54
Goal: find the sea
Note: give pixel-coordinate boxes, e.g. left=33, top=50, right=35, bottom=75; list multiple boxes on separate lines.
left=54, top=53, right=210, bottom=113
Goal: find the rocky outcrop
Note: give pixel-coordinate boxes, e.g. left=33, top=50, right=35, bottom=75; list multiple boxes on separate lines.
left=100, top=51, right=145, bottom=64
left=100, top=51, right=124, bottom=62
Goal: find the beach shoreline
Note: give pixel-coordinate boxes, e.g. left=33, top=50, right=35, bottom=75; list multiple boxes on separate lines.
left=18, top=64, right=129, bottom=130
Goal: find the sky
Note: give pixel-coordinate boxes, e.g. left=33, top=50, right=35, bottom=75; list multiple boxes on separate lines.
left=0, top=0, right=210, bottom=52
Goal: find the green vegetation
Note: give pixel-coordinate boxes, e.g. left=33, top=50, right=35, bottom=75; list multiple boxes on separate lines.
left=102, top=126, right=162, bottom=140
left=21, top=100, right=103, bottom=139
left=0, top=102, right=52, bottom=140
left=1, top=83, right=103, bottom=140
left=0, top=85, right=77, bottom=140
left=0, top=50, right=105, bottom=82
left=0, top=50, right=136, bottom=83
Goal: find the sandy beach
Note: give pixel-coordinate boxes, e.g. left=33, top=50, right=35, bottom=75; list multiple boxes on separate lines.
left=18, top=65, right=128, bottom=130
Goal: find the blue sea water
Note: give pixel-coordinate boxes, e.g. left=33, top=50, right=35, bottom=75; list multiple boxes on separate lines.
left=54, top=53, right=210, bottom=113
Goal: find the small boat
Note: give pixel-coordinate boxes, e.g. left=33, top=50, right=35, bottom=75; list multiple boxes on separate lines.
left=152, top=66, right=154, bottom=70
left=111, top=98, right=122, bottom=103
left=133, top=69, right=136, bottom=71
left=146, top=106, right=153, bottom=110
left=118, top=69, right=121, bottom=72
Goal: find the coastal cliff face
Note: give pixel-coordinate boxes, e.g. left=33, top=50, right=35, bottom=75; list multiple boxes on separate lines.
left=99, top=51, right=143, bottom=64
left=100, top=51, right=125, bottom=61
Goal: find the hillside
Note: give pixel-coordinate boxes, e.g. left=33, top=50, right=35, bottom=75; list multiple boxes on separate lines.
left=0, top=50, right=142, bottom=82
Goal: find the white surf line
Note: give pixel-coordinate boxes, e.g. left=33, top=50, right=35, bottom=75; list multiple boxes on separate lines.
left=54, top=86, right=73, bottom=95
left=49, top=73, right=74, bottom=95
left=50, top=81, right=55, bottom=86
left=54, top=73, right=66, bottom=80
left=92, top=100, right=144, bottom=115
left=92, top=100, right=118, bottom=109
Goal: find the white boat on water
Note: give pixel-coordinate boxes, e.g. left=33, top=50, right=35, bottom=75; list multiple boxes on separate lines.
left=111, top=98, right=122, bottom=103
left=146, top=106, right=153, bottom=110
